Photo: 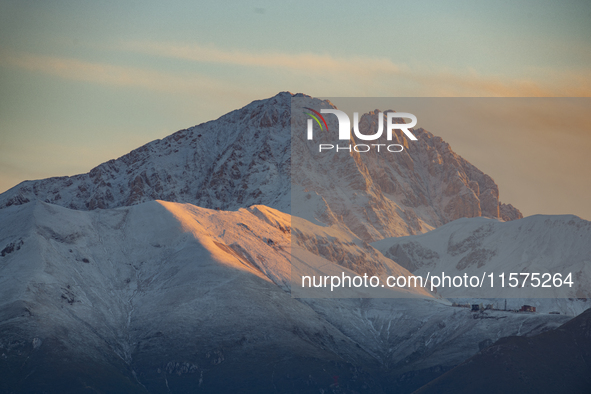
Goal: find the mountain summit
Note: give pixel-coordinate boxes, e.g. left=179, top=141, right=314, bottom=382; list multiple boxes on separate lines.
left=0, top=92, right=521, bottom=241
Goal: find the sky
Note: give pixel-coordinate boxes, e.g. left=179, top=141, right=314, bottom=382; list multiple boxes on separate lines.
left=1, top=0, right=590, bottom=219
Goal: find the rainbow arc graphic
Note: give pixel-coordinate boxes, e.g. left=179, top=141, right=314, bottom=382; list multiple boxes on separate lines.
left=304, top=107, right=328, bottom=133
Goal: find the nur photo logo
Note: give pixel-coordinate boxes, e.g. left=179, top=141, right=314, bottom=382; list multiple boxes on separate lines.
left=305, top=108, right=418, bottom=153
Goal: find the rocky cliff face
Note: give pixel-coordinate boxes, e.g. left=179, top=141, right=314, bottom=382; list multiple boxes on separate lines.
left=290, top=97, right=522, bottom=241
left=0, top=92, right=521, bottom=242
left=0, top=93, right=292, bottom=213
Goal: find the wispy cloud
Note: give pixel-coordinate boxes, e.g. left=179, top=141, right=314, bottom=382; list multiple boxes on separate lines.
left=120, top=41, right=404, bottom=78
left=0, top=50, right=246, bottom=99
left=408, top=68, right=591, bottom=97
left=121, top=41, right=591, bottom=97
left=2, top=44, right=590, bottom=98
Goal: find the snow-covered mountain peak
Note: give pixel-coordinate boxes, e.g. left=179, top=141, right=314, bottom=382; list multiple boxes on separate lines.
left=0, top=92, right=521, bottom=241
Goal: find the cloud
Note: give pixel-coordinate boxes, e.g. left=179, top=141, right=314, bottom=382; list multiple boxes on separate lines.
left=0, top=50, right=247, bottom=99
left=2, top=43, right=590, bottom=98
left=121, top=41, right=591, bottom=97
left=406, top=68, right=591, bottom=97
left=120, top=41, right=404, bottom=79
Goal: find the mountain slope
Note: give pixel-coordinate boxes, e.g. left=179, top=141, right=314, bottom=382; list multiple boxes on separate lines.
left=0, top=200, right=387, bottom=393
left=372, top=215, right=591, bottom=310
left=0, top=94, right=292, bottom=212
left=290, top=96, right=522, bottom=241
left=413, top=307, right=591, bottom=394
